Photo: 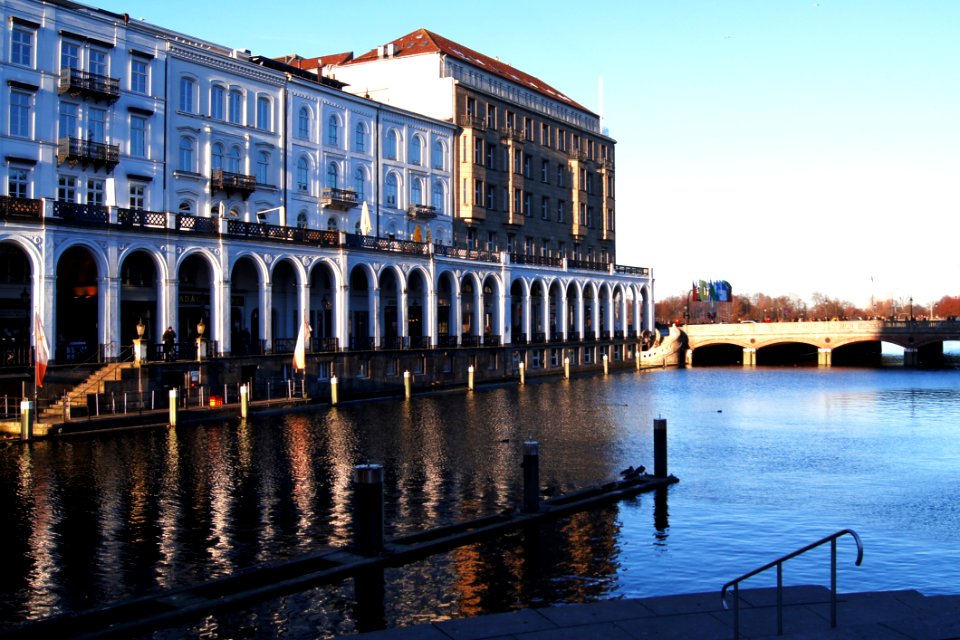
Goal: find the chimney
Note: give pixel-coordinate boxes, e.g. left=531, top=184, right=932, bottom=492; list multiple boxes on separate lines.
left=386, top=43, right=396, bottom=57
left=377, top=45, right=385, bottom=58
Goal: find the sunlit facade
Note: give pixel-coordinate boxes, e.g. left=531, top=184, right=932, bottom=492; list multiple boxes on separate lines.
left=1, top=0, right=653, bottom=384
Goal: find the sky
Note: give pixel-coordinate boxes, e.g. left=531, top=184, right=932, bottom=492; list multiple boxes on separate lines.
left=96, top=0, right=960, bottom=309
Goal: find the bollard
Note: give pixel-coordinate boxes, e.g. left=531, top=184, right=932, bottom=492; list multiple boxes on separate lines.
left=20, top=400, right=33, bottom=441
left=603, top=353, right=609, bottom=375
left=519, top=361, right=525, bottom=385
left=169, top=388, right=178, bottom=427
left=654, top=418, right=668, bottom=478
left=563, top=356, right=570, bottom=379
left=352, top=464, right=384, bottom=556
left=467, top=365, right=474, bottom=391
left=240, top=384, right=249, bottom=419
left=403, top=370, right=411, bottom=399
left=330, top=375, right=339, bottom=406
left=522, top=441, right=540, bottom=513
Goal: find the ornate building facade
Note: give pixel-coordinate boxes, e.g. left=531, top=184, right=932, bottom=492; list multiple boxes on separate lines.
left=1, top=0, right=654, bottom=392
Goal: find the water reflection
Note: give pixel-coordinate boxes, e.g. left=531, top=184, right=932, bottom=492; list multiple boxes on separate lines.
left=2, top=367, right=960, bottom=637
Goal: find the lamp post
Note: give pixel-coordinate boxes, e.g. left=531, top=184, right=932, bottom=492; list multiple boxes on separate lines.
left=196, top=317, right=206, bottom=389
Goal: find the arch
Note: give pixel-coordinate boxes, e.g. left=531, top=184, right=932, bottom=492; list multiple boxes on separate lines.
left=460, top=272, right=482, bottom=341
left=530, top=278, right=548, bottom=341
left=270, top=258, right=303, bottom=350
left=296, top=155, right=310, bottom=193
left=229, top=253, right=266, bottom=355
left=406, top=267, right=430, bottom=344
left=384, top=128, right=399, bottom=160
left=309, top=259, right=341, bottom=350
left=55, top=242, right=106, bottom=362
left=378, top=265, right=404, bottom=347
left=431, top=180, right=444, bottom=213
left=118, top=247, right=166, bottom=347
left=227, top=145, right=241, bottom=173
left=326, top=162, right=339, bottom=189
left=326, top=113, right=340, bottom=146
left=436, top=270, right=458, bottom=343
left=482, top=274, right=503, bottom=342
left=385, top=171, right=399, bottom=208
left=211, top=142, right=224, bottom=171
left=410, top=177, right=423, bottom=205
left=175, top=250, right=220, bottom=350
left=353, top=166, right=366, bottom=201
left=348, top=263, right=374, bottom=349
left=548, top=279, right=566, bottom=340
left=297, top=105, right=311, bottom=139
left=510, top=278, right=528, bottom=344
left=0, top=240, right=38, bottom=358
left=353, top=121, right=367, bottom=152
left=178, top=135, right=196, bottom=172
left=431, top=139, right=445, bottom=170
left=408, top=134, right=423, bottom=165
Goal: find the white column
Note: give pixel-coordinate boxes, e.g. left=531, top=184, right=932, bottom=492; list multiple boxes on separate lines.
left=370, top=286, right=380, bottom=348
left=262, top=282, right=272, bottom=352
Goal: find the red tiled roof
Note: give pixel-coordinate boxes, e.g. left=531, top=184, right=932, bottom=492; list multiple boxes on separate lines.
left=345, top=28, right=593, bottom=115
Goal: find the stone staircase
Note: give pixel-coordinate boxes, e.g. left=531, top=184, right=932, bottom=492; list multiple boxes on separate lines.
left=39, top=361, right=135, bottom=423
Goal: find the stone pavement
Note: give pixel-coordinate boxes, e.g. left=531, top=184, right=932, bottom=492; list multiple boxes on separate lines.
left=340, top=586, right=960, bottom=639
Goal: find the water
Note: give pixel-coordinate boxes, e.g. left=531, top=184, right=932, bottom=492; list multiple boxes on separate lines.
left=2, top=366, right=960, bottom=637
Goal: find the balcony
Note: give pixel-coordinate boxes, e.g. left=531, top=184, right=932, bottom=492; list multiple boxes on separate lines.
left=58, top=68, right=120, bottom=103
left=0, top=196, right=42, bottom=221
left=212, top=170, right=256, bottom=200
left=320, top=187, right=358, bottom=211
left=500, top=127, right=525, bottom=143
left=458, top=115, right=486, bottom=131
left=57, top=137, right=120, bottom=171
left=406, top=203, right=437, bottom=220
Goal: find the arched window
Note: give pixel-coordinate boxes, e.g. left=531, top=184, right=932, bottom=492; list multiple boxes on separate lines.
left=411, top=178, right=423, bottom=205
left=211, top=85, right=225, bottom=120
left=385, top=173, right=398, bottom=207
left=326, top=163, right=339, bottom=189
left=228, top=146, right=241, bottom=173
left=298, top=107, right=310, bottom=139
left=296, top=157, right=309, bottom=192
left=408, top=135, right=422, bottom=165
left=179, top=76, right=196, bottom=112
left=432, top=140, right=444, bottom=169
left=432, top=181, right=444, bottom=212
left=178, top=136, right=195, bottom=172
left=178, top=199, right=194, bottom=214
left=256, top=151, right=270, bottom=184
left=256, top=95, right=271, bottom=130
left=327, top=115, right=338, bottom=145
left=384, top=129, right=398, bottom=160
left=211, top=142, right=224, bottom=171
left=228, top=89, right=243, bottom=124
left=354, top=122, right=366, bottom=152
left=327, top=217, right=338, bottom=230
left=297, top=210, right=308, bottom=228
left=354, top=167, right=365, bottom=201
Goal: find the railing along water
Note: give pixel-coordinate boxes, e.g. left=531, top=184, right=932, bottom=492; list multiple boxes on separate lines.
left=720, top=529, right=863, bottom=639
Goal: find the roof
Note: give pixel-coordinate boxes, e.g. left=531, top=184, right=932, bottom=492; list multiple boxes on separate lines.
left=342, top=28, right=594, bottom=115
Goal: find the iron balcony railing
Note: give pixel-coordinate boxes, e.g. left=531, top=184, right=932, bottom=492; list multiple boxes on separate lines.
left=57, top=137, right=120, bottom=169
left=0, top=196, right=42, bottom=220
left=511, top=253, right=563, bottom=268
left=721, top=529, right=863, bottom=639
left=58, top=67, right=120, bottom=102
left=321, top=187, right=358, bottom=210
left=212, top=170, right=256, bottom=198
left=53, top=201, right=109, bottom=224
left=406, top=203, right=437, bottom=219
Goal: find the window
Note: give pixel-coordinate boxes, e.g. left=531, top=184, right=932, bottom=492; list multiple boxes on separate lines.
left=541, top=196, right=549, bottom=220
left=9, top=90, right=31, bottom=138
left=178, top=200, right=194, bottom=214
left=474, top=139, right=483, bottom=165
left=129, top=183, right=145, bottom=210
left=557, top=164, right=565, bottom=187
left=557, top=200, right=565, bottom=223
left=89, top=49, right=107, bottom=77
left=130, top=115, right=147, bottom=157
left=297, top=210, right=307, bottom=228
left=59, top=103, right=78, bottom=139
left=57, top=175, right=77, bottom=202
left=326, top=162, right=338, bottom=189
left=541, top=160, right=549, bottom=183
left=88, top=108, right=106, bottom=143
left=408, top=135, right=422, bottom=165
left=432, top=181, right=443, bottom=212
left=513, top=189, right=521, bottom=214
left=131, top=57, right=149, bottom=94
left=211, top=85, right=225, bottom=120
left=354, top=167, right=365, bottom=201
left=296, top=157, right=309, bottom=192
left=227, top=146, right=241, bottom=173
left=178, top=136, right=195, bottom=172
left=326, top=115, right=338, bottom=145
left=354, top=122, right=366, bottom=152
left=61, top=41, right=80, bottom=70
left=524, top=192, right=531, bottom=217
left=298, top=107, right=310, bottom=139
left=474, top=180, right=483, bottom=206
left=384, top=130, right=398, bottom=159
left=466, top=97, right=476, bottom=116
left=327, top=217, right=338, bottom=231
left=485, top=184, right=495, bottom=210
left=211, top=143, right=224, bottom=171
left=411, top=178, right=423, bottom=205
left=386, top=174, right=398, bottom=206
left=87, top=178, right=105, bottom=206
left=8, top=167, right=29, bottom=199
left=432, top=140, right=444, bottom=169
left=485, top=142, right=496, bottom=169
left=513, top=149, right=521, bottom=174
left=523, top=154, right=531, bottom=178
left=256, top=95, right=271, bottom=130
left=228, top=89, right=242, bottom=124
left=179, top=77, right=195, bottom=113
left=11, top=27, right=34, bottom=67
left=256, top=151, right=269, bottom=184
left=541, top=123, right=551, bottom=147
left=486, top=104, right=497, bottom=128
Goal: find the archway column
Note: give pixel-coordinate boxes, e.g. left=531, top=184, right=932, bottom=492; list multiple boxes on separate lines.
left=453, top=292, right=462, bottom=345
left=427, top=286, right=437, bottom=347
left=743, top=347, right=756, bottom=367
left=370, top=286, right=380, bottom=348
left=262, top=282, right=272, bottom=353
left=102, top=274, right=121, bottom=360
left=818, top=347, right=832, bottom=367
left=337, top=283, right=349, bottom=351
left=217, top=277, right=231, bottom=357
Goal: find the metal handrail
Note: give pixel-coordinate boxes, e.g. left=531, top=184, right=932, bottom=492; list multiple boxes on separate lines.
left=720, top=529, right=863, bottom=639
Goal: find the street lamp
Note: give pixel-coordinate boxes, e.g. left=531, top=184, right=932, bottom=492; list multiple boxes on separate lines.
left=135, top=318, right=145, bottom=414
left=196, top=317, right=206, bottom=362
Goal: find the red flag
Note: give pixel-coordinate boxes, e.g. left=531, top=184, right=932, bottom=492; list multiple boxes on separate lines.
left=35, top=312, right=49, bottom=387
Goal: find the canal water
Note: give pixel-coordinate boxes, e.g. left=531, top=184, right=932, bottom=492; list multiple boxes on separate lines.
left=2, top=362, right=960, bottom=638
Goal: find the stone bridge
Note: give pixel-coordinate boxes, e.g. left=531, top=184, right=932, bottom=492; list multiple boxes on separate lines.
left=683, top=320, right=960, bottom=366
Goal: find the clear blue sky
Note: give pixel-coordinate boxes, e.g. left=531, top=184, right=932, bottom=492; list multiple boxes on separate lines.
left=100, top=0, right=960, bottom=308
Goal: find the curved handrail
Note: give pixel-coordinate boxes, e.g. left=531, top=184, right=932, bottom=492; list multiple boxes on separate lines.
left=720, top=529, right=863, bottom=638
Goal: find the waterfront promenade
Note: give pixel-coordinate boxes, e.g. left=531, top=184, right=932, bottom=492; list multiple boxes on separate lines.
left=341, top=586, right=960, bottom=639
